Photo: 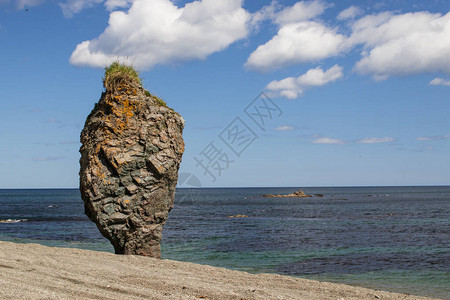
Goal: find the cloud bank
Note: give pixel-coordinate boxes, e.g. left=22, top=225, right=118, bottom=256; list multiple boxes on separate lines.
left=248, top=2, right=450, bottom=81
left=64, top=0, right=450, bottom=92
left=351, top=11, right=450, bottom=79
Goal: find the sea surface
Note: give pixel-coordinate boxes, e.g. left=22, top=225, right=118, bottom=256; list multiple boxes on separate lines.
left=0, top=187, right=449, bottom=299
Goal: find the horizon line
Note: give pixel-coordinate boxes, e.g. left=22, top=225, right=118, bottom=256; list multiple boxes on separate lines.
left=1, top=184, right=449, bottom=190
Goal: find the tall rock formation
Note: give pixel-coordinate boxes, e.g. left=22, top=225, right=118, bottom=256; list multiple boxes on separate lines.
left=79, top=64, right=184, bottom=257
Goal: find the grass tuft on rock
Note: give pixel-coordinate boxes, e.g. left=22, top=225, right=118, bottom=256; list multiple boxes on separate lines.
left=103, top=61, right=142, bottom=90
left=144, top=90, right=168, bottom=107
left=103, top=62, right=172, bottom=110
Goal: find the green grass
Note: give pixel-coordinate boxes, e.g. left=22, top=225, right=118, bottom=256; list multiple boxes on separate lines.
left=103, top=61, right=142, bottom=90
left=103, top=61, right=171, bottom=109
left=144, top=90, right=167, bottom=107
left=153, top=96, right=167, bottom=107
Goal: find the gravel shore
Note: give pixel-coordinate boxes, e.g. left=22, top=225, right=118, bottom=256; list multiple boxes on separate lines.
left=0, top=241, right=437, bottom=300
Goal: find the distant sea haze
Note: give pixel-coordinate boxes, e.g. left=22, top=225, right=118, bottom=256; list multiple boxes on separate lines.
left=0, top=186, right=449, bottom=299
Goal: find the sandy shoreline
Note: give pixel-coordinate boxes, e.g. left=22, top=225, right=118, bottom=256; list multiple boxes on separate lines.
left=0, top=241, right=438, bottom=300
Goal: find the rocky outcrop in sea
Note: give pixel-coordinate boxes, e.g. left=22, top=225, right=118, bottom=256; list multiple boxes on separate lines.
left=262, top=190, right=312, bottom=198
left=79, top=66, right=184, bottom=257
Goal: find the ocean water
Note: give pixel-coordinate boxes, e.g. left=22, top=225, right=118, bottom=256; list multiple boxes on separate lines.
left=0, top=187, right=449, bottom=299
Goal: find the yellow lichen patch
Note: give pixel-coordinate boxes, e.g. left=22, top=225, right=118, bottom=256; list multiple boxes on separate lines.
left=179, top=142, right=185, bottom=154
left=117, top=85, right=137, bottom=96
left=101, top=93, right=141, bottom=136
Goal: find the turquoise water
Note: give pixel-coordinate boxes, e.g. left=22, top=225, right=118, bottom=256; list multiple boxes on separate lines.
left=0, top=187, right=449, bottom=299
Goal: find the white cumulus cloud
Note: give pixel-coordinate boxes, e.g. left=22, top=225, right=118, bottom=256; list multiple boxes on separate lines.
left=246, top=21, right=346, bottom=71
left=312, top=137, right=345, bottom=144
left=246, top=1, right=346, bottom=71
left=351, top=11, right=450, bottom=78
left=251, top=0, right=326, bottom=28
left=429, top=78, right=450, bottom=86
left=248, top=5, right=450, bottom=81
left=70, top=0, right=250, bottom=69
left=337, top=6, right=363, bottom=21
left=274, top=0, right=326, bottom=25
left=266, top=64, right=343, bottom=99
left=357, top=137, right=394, bottom=144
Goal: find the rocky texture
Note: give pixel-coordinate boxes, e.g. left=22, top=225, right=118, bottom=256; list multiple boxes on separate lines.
left=262, top=190, right=312, bottom=198
left=79, top=80, right=184, bottom=258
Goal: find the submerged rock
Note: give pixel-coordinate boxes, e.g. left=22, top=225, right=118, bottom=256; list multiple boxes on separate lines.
left=79, top=65, right=184, bottom=257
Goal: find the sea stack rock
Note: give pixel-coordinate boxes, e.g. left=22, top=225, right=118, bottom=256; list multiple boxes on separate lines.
left=79, top=63, right=184, bottom=257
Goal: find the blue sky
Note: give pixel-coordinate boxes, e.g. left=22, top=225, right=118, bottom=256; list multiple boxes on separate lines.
left=0, top=0, right=449, bottom=188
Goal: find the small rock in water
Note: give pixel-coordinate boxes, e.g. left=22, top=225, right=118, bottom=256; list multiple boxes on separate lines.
left=0, top=219, right=23, bottom=223
left=262, top=189, right=312, bottom=198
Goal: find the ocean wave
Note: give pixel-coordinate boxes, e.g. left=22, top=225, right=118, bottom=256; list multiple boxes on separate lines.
left=0, top=219, right=27, bottom=223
